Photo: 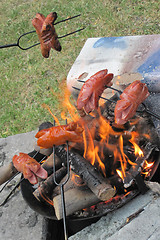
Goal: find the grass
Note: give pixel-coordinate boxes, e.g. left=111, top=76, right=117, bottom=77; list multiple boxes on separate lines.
left=0, top=0, right=160, bottom=138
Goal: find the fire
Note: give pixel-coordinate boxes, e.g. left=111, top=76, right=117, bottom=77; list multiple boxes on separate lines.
left=143, top=160, right=154, bottom=169
left=71, top=173, right=85, bottom=186
left=42, top=103, right=60, bottom=126
left=129, top=131, right=144, bottom=157
left=61, top=88, right=79, bottom=122
left=141, top=160, right=154, bottom=178
left=43, top=84, right=152, bottom=185
left=116, top=169, right=124, bottom=180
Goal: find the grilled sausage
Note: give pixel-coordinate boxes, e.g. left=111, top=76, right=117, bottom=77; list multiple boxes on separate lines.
left=35, top=121, right=83, bottom=148
left=77, top=69, right=113, bottom=114
left=115, top=80, right=150, bottom=125
left=12, top=153, right=48, bottom=184
left=32, top=12, right=61, bottom=58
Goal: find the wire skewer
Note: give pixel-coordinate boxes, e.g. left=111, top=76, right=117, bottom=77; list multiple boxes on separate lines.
left=53, top=120, right=70, bottom=240
left=0, top=14, right=84, bottom=51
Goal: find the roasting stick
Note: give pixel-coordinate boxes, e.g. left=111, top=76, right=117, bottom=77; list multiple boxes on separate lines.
left=53, top=120, right=70, bottom=240
left=73, top=83, right=160, bottom=120
left=0, top=14, right=84, bottom=50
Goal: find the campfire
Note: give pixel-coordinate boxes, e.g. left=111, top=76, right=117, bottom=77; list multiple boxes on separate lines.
left=19, top=73, right=160, bottom=239
left=1, top=68, right=159, bottom=239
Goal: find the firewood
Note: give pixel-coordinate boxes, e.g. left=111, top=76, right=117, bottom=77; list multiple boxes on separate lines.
left=53, top=187, right=100, bottom=220
left=33, top=166, right=67, bottom=202
left=53, top=170, right=86, bottom=196
left=41, top=153, right=62, bottom=174
left=0, top=162, right=18, bottom=186
left=55, top=145, right=116, bottom=201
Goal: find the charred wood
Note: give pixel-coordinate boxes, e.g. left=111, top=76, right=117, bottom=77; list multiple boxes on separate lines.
left=123, top=142, right=159, bottom=188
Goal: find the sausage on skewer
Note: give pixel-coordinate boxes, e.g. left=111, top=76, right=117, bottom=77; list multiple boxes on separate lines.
left=12, top=153, right=48, bottom=184
left=35, top=121, right=83, bottom=148
left=32, top=12, right=61, bottom=58
left=115, top=80, right=150, bottom=125
left=77, top=69, right=114, bottom=114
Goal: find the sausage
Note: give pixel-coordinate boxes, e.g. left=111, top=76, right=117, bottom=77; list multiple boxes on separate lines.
left=77, top=69, right=113, bottom=114
left=12, top=153, right=48, bottom=184
left=32, top=12, right=61, bottom=58
left=35, top=121, right=84, bottom=148
left=115, top=80, right=150, bottom=125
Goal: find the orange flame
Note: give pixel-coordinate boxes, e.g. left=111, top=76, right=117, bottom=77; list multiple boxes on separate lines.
left=71, top=173, right=85, bottom=186
left=129, top=131, right=144, bottom=157
left=42, top=84, right=153, bottom=185
left=116, top=169, right=124, bottom=181
left=141, top=160, right=154, bottom=177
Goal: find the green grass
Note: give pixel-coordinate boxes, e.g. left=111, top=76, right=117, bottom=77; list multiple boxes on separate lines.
left=0, top=0, right=160, bottom=138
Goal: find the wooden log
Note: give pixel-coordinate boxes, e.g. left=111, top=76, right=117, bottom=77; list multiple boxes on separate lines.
left=53, top=170, right=129, bottom=220
left=53, top=187, right=100, bottom=220
left=0, top=162, right=18, bottom=186
left=41, top=153, right=62, bottom=174
left=55, top=145, right=116, bottom=201
left=33, top=166, right=67, bottom=202
left=53, top=170, right=86, bottom=196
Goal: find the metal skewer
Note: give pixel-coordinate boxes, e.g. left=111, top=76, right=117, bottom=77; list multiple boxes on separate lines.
left=53, top=120, right=70, bottom=240
left=0, top=14, right=84, bottom=50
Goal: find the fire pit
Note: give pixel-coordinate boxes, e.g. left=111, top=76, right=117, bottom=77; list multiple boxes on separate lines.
left=20, top=91, right=160, bottom=239
left=20, top=35, right=160, bottom=239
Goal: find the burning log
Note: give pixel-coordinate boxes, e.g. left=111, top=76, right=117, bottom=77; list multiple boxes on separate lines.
left=53, top=170, right=85, bottom=196
left=33, top=166, right=67, bottom=203
left=55, top=145, right=116, bottom=201
left=53, top=187, right=100, bottom=220
left=123, top=142, right=159, bottom=188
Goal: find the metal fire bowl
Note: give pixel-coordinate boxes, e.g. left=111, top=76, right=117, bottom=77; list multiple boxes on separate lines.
left=20, top=149, right=160, bottom=221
